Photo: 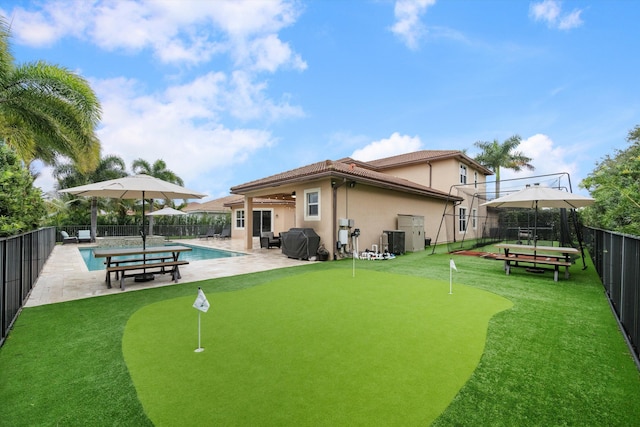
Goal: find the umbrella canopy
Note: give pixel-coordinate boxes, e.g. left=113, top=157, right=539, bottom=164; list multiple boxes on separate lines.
left=58, top=174, right=207, bottom=200
left=59, top=174, right=206, bottom=252
left=481, top=185, right=594, bottom=268
left=481, top=185, right=594, bottom=209
left=146, top=206, right=188, bottom=216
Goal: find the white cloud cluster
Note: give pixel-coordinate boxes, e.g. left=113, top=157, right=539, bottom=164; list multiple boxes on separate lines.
left=7, top=0, right=307, bottom=70
left=3, top=0, right=307, bottom=196
left=351, top=132, right=423, bottom=162
left=500, top=133, right=578, bottom=183
left=92, top=76, right=275, bottom=187
left=529, top=0, right=584, bottom=30
left=390, top=0, right=436, bottom=50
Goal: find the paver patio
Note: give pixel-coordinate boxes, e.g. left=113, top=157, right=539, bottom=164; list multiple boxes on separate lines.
left=27, top=237, right=311, bottom=307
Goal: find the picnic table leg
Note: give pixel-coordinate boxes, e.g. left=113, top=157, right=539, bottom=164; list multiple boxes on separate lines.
left=173, top=265, right=182, bottom=282
left=504, top=260, right=511, bottom=275
left=120, top=273, right=126, bottom=291
left=565, top=266, right=570, bottom=279
left=105, top=256, right=112, bottom=288
left=554, top=266, right=559, bottom=282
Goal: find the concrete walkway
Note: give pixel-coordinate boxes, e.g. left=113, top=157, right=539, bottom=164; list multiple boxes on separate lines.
left=26, top=238, right=312, bottom=307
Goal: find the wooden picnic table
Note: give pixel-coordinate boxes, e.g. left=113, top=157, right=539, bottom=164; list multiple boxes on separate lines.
left=93, top=245, right=192, bottom=290
left=494, top=243, right=579, bottom=282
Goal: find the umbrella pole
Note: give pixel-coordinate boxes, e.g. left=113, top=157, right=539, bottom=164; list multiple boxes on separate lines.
left=136, top=191, right=154, bottom=282
left=527, top=200, right=545, bottom=274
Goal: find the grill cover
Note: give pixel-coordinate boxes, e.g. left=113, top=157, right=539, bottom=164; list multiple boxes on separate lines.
left=281, top=228, right=321, bottom=260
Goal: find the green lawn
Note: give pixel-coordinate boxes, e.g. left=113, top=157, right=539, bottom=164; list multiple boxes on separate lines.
left=1, top=250, right=639, bottom=426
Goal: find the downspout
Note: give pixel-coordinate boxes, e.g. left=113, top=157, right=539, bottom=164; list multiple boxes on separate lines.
left=332, top=178, right=347, bottom=260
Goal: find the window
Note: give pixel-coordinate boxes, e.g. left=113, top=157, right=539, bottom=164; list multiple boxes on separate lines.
left=460, top=164, right=467, bottom=184
left=472, top=208, right=477, bottom=230
left=304, top=188, right=320, bottom=221
left=474, top=171, right=478, bottom=189
left=459, top=207, right=467, bottom=232
left=235, top=209, right=245, bottom=229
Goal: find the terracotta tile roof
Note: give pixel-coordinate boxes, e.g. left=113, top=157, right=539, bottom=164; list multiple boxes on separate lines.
left=223, top=197, right=295, bottom=207
left=182, top=195, right=240, bottom=213
left=366, top=150, right=493, bottom=175
left=231, top=158, right=460, bottom=201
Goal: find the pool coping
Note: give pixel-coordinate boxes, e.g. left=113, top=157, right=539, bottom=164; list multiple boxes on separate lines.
left=77, top=243, right=246, bottom=271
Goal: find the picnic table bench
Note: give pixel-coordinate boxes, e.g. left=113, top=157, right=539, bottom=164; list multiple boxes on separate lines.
left=495, top=243, right=579, bottom=282
left=94, top=245, right=192, bottom=291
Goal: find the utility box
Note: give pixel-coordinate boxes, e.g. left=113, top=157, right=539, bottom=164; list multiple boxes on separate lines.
left=397, top=214, right=425, bottom=252
left=384, top=230, right=405, bottom=255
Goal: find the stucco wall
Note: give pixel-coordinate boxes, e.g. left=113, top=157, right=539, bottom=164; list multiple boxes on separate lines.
left=332, top=184, right=453, bottom=253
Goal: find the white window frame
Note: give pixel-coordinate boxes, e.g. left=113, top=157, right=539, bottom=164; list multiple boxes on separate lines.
left=459, top=207, right=467, bottom=233
left=460, top=164, right=467, bottom=185
left=304, top=188, right=321, bottom=221
left=472, top=208, right=477, bottom=230
left=235, top=209, right=245, bottom=229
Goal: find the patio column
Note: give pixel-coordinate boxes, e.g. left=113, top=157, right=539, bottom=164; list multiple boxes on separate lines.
left=244, top=196, right=254, bottom=250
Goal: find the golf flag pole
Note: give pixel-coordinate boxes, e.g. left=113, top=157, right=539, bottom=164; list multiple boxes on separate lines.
left=449, top=258, right=457, bottom=294
left=193, top=287, right=210, bottom=352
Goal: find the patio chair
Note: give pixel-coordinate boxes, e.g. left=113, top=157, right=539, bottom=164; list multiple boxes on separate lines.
left=198, top=229, right=216, bottom=239
left=220, top=226, right=231, bottom=239
left=260, top=232, right=281, bottom=249
left=60, top=231, right=78, bottom=244
left=77, top=230, right=92, bottom=243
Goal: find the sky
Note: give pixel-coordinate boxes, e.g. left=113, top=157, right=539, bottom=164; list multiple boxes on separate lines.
left=2, top=0, right=638, bottom=200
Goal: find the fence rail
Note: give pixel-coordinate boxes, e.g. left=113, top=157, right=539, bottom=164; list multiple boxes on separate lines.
left=583, top=227, right=640, bottom=364
left=56, top=224, right=224, bottom=243
left=1, top=227, right=56, bottom=347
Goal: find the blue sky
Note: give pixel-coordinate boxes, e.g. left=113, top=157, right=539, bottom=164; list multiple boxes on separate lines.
left=2, top=0, right=638, bottom=200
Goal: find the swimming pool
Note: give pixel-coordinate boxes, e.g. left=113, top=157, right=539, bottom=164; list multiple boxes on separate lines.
left=79, top=244, right=245, bottom=271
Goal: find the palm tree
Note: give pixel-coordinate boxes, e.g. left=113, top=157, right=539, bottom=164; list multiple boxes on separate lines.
left=0, top=17, right=101, bottom=173
left=55, top=155, right=127, bottom=241
left=474, top=135, right=535, bottom=197
left=131, top=158, right=184, bottom=235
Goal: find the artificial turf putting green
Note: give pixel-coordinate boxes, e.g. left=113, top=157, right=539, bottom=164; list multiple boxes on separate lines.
left=122, top=269, right=512, bottom=426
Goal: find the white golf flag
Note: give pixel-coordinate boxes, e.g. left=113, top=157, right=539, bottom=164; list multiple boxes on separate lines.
left=193, top=288, right=210, bottom=313
left=450, top=258, right=457, bottom=271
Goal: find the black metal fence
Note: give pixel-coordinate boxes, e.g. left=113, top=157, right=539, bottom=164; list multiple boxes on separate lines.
left=583, top=227, right=640, bottom=363
left=56, top=224, right=225, bottom=243
left=1, top=227, right=56, bottom=347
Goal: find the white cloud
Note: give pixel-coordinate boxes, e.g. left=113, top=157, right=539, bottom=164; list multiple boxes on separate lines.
left=351, top=132, right=423, bottom=161
left=7, top=0, right=305, bottom=70
left=500, top=134, right=577, bottom=183
left=529, top=0, right=584, bottom=30
left=92, top=76, right=276, bottom=188
left=390, top=0, right=436, bottom=50
left=558, top=9, right=584, bottom=30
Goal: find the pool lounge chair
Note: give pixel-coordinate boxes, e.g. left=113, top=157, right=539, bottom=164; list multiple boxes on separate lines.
left=198, top=229, right=217, bottom=239
left=60, top=231, right=78, bottom=244
left=77, top=230, right=91, bottom=243
left=219, top=226, right=231, bottom=239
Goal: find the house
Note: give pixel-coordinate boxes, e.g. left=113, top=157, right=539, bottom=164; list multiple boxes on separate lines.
left=183, top=195, right=237, bottom=217
left=229, top=150, right=493, bottom=260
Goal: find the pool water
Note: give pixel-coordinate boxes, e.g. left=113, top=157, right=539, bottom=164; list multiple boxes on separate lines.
left=79, top=244, right=245, bottom=271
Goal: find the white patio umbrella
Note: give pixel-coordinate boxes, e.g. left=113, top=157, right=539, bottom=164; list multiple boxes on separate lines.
left=480, top=185, right=595, bottom=210
left=145, top=206, right=188, bottom=216
left=481, top=184, right=594, bottom=267
left=59, top=174, right=206, bottom=250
